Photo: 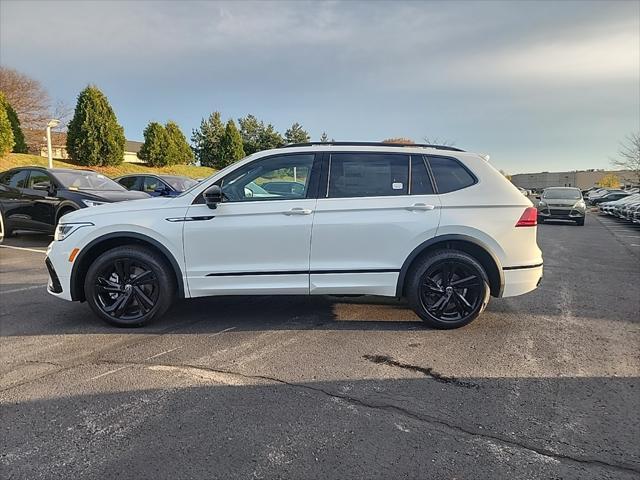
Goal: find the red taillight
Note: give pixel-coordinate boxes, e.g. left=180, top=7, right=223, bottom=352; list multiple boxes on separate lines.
left=515, top=207, right=538, bottom=227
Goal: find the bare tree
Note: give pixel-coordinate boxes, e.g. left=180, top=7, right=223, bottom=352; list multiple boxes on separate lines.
left=424, top=136, right=456, bottom=146
left=51, top=99, right=73, bottom=130
left=611, top=132, right=640, bottom=183
left=0, top=67, right=51, bottom=129
left=382, top=137, right=414, bottom=144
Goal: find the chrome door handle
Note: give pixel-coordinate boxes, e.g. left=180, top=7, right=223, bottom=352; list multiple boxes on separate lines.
left=406, top=203, right=435, bottom=211
left=284, top=208, right=313, bottom=215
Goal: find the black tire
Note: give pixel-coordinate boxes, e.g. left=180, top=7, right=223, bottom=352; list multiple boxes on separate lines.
left=84, top=245, right=175, bottom=327
left=537, top=217, right=544, bottom=224
left=575, top=218, right=585, bottom=226
left=407, top=249, right=490, bottom=329
left=56, top=207, right=77, bottom=224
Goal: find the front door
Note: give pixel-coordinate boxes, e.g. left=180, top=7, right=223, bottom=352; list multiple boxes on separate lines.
left=309, top=152, right=441, bottom=296
left=22, top=169, right=59, bottom=232
left=183, top=153, right=321, bottom=298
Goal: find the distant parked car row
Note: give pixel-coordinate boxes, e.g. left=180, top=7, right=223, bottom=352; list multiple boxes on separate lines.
left=0, top=167, right=200, bottom=239
left=583, top=187, right=638, bottom=206
left=599, top=192, right=640, bottom=224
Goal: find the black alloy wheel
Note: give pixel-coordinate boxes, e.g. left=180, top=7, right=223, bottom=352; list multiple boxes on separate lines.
left=408, top=250, right=490, bottom=329
left=85, top=246, right=175, bottom=327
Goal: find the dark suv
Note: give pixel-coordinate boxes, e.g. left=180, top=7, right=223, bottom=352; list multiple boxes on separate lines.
left=0, top=167, right=149, bottom=237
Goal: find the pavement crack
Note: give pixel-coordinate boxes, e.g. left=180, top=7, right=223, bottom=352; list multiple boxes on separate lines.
left=362, top=354, right=480, bottom=390
left=96, top=360, right=638, bottom=476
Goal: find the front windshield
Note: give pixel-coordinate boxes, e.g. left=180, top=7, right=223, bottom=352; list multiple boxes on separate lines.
left=543, top=189, right=581, bottom=200
left=55, top=171, right=126, bottom=191
left=163, top=176, right=198, bottom=191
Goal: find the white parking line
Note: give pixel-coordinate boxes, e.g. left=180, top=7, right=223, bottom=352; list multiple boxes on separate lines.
left=0, top=245, right=47, bottom=254
left=208, top=326, right=236, bottom=337
left=2, top=284, right=47, bottom=294
left=90, top=366, right=128, bottom=380
left=145, top=347, right=182, bottom=360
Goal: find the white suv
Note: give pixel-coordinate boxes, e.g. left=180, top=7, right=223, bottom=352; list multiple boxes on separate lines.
left=45, top=143, right=543, bottom=329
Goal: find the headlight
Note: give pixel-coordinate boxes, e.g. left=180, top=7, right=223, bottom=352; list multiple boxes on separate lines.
left=538, top=200, right=547, bottom=207
left=574, top=200, right=585, bottom=209
left=54, top=222, right=94, bottom=241
left=82, top=199, right=107, bottom=208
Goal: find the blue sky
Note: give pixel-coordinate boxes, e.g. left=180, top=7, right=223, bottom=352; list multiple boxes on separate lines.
left=1, top=0, right=638, bottom=174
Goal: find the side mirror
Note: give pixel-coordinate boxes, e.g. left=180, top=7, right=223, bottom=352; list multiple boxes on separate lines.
left=154, top=186, right=168, bottom=195
left=203, top=185, right=222, bottom=209
left=33, top=182, right=52, bottom=193
left=535, top=195, right=541, bottom=200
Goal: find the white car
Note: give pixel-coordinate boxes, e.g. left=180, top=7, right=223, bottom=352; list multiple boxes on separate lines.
left=46, top=142, right=543, bottom=329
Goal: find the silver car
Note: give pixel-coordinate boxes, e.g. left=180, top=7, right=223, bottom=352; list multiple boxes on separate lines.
left=537, top=187, right=586, bottom=226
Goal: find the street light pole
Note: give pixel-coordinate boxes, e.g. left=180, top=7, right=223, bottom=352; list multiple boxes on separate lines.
left=46, top=119, right=60, bottom=169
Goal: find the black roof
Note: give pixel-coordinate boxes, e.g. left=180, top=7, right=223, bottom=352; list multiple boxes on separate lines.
left=282, top=141, right=464, bottom=152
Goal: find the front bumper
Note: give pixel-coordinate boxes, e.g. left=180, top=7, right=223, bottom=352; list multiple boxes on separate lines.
left=537, top=207, right=585, bottom=220
left=45, top=241, right=74, bottom=301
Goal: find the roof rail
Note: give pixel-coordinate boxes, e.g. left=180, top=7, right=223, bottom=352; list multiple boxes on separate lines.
left=281, top=141, right=465, bottom=152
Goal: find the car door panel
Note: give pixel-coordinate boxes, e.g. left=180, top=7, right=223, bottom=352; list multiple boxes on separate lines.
left=309, top=153, right=441, bottom=295
left=182, top=153, right=320, bottom=298
left=0, top=169, right=31, bottom=229
left=21, top=170, right=59, bottom=232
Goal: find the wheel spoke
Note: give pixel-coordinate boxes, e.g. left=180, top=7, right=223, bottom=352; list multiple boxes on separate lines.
left=131, top=270, right=155, bottom=286
left=450, top=275, right=479, bottom=288
left=114, top=259, right=131, bottom=283
left=454, top=291, right=473, bottom=313
left=423, top=277, right=443, bottom=293
left=428, top=294, right=450, bottom=317
left=96, top=276, right=122, bottom=293
left=133, top=286, right=154, bottom=312
left=104, top=291, right=132, bottom=317
left=441, top=262, right=453, bottom=286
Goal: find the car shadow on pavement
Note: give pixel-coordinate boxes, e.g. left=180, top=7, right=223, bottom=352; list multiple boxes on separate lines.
left=3, top=376, right=638, bottom=479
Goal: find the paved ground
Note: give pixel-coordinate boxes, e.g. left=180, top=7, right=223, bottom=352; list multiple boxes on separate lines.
left=1, top=213, right=639, bottom=479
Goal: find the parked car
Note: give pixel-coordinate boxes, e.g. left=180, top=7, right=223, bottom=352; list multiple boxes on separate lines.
left=536, top=187, right=586, bottom=225
left=0, top=167, right=149, bottom=237
left=45, top=142, right=543, bottom=329
left=114, top=174, right=199, bottom=197
left=600, top=193, right=640, bottom=219
left=516, top=186, right=530, bottom=197
left=591, top=191, right=630, bottom=205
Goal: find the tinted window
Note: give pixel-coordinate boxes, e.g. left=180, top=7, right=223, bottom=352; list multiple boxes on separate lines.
left=27, top=170, right=52, bottom=189
left=328, top=153, right=408, bottom=198
left=163, top=176, right=198, bottom=191
left=410, top=155, right=434, bottom=195
left=143, top=176, right=165, bottom=192
left=542, top=189, right=581, bottom=200
left=3, top=169, right=29, bottom=189
left=429, top=157, right=475, bottom=193
left=220, top=154, right=315, bottom=202
left=118, top=176, right=139, bottom=190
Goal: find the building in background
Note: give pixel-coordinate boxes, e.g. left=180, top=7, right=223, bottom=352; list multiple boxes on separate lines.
left=23, top=129, right=144, bottom=164
left=511, top=169, right=637, bottom=191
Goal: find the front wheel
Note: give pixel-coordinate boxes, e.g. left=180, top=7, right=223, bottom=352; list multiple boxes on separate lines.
left=575, top=218, right=585, bottom=226
left=407, top=250, right=490, bottom=329
left=84, top=246, right=175, bottom=327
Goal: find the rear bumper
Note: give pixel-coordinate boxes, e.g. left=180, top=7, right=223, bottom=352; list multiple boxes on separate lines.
left=501, top=264, right=543, bottom=297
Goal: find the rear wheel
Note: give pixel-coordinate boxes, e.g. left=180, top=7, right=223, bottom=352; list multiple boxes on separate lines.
left=84, top=246, right=175, bottom=327
left=407, top=250, right=490, bottom=329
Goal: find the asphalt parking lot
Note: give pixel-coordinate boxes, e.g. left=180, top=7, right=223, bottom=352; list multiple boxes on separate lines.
left=1, top=213, right=639, bottom=480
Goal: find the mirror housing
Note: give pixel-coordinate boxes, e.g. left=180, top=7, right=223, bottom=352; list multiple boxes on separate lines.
left=535, top=195, right=541, bottom=200
left=33, top=182, right=52, bottom=193
left=154, top=186, right=169, bottom=195
left=203, top=185, right=223, bottom=209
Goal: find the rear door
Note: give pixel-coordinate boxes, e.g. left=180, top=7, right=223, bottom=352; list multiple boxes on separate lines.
left=0, top=169, right=31, bottom=229
left=309, top=152, right=441, bottom=296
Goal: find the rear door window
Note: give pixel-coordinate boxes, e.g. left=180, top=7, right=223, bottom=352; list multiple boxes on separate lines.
left=327, top=153, right=409, bottom=198
left=3, top=169, right=30, bottom=189
left=118, top=176, right=139, bottom=190
left=428, top=156, right=476, bottom=193
left=410, top=155, right=434, bottom=195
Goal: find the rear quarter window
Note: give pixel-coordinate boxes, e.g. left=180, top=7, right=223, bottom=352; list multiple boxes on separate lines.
left=428, top=156, right=476, bottom=193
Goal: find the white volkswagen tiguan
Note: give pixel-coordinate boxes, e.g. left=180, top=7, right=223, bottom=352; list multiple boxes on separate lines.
left=45, top=143, right=543, bottom=329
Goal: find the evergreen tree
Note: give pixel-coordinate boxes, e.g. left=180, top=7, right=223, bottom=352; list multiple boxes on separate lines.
left=0, top=99, right=14, bottom=156
left=0, top=93, right=27, bottom=153
left=258, top=123, right=284, bottom=151
left=191, top=112, right=224, bottom=167
left=66, top=85, right=125, bottom=166
left=238, top=114, right=262, bottom=155
left=165, top=121, right=194, bottom=165
left=219, top=119, right=245, bottom=167
left=138, top=122, right=169, bottom=167
left=319, top=131, right=329, bottom=143
left=285, top=122, right=310, bottom=144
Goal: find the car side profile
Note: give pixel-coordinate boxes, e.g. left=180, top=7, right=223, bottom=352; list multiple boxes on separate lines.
left=114, top=174, right=199, bottom=197
left=0, top=167, right=149, bottom=237
left=45, top=142, right=543, bottom=329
